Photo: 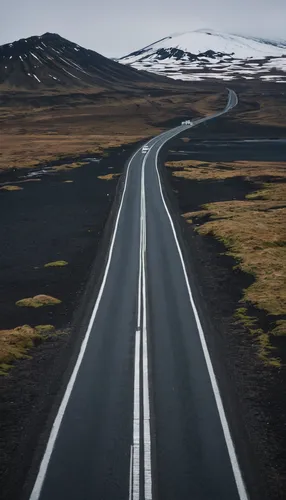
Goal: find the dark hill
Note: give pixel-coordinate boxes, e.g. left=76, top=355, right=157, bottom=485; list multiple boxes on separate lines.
left=0, top=33, right=167, bottom=90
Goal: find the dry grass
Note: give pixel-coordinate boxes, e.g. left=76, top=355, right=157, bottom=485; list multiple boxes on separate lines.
left=191, top=92, right=226, bottom=116
left=272, top=320, right=286, bottom=336
left=189, top=193, right=286, bottom=316
left=98, top=173, right=121, bottom=181
left=167, top=160, right=286, bottom=181
left=0, top=89, right=220, bottom=170
left=0, top=185, right=23, bottom=191
left=0, top=133, right=151, bottom=171
left=34, top=325, right=55, bottom=334
left=44, top=260, right=68, bottom=267
left=16, top=294, right=62, bottom=308
left=0, top=324, right=56, bottom=374
left=237, top=94, right=286, bottom=128
left=179, top=159, right=286, bottom=362
left=0, top=325, right=41, bottom=374
left=52, top=161, right=88, bottom=172
left=233, top=308, right=282, bottom=367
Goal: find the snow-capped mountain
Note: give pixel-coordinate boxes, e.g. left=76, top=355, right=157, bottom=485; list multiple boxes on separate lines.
left=0, top=33, right=165, bottom=89
left=119, top=29, right=286, bottom=82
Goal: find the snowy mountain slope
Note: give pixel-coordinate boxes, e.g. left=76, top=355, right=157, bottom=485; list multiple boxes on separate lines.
left=0, top=33, right=166, bottom=89
left=119, top=29, right=286, bottom=82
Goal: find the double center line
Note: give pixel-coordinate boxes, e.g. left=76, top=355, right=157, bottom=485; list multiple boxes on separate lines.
left=129, top=145, right=154, bottom=500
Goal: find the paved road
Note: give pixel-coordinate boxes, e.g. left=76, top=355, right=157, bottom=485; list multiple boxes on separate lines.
left=29, top=89, right=248, bottom=500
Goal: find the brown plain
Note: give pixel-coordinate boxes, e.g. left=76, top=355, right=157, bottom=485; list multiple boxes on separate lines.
left=0, top=87, right=224, bottom=171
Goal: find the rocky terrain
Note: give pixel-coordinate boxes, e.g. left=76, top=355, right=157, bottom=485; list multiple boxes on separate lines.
left=0, top=32, right=170, bottom=89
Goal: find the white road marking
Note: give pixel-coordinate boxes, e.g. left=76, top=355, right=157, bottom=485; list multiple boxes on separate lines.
left=132, top=330, right=141, bottom=500
left=153, top=92, right=248, bottom=500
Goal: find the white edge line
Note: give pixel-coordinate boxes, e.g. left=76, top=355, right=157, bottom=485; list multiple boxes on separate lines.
left=29, top=141, right=152, bottom=500
left=153, top=91, right=248, bottom=500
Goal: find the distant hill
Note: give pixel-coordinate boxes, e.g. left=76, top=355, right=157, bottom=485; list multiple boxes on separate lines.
left=119, top=28, right=286, bottom=83
left=0, top=32, right=167, bottom=90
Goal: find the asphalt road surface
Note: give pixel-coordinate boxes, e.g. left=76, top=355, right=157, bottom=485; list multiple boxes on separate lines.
left=28, top=89, right=248, bottom=500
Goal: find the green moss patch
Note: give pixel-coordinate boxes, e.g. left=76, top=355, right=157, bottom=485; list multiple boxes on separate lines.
left=0, top=185, right=23, bottom=191
left=234, top=307, right=282, bottom=367
left=44, top=260, right=68, bottom=268
left=272, top=320, right=286, bottom=336
left=98, top=173, right=121, bottom=181
left=16, top=294, right=61, bottom=308
left=0, top=324, right=56, bottom=374
left=34, top=324, right=55, bottom=335
left=52, top=161, right=87, bottom=172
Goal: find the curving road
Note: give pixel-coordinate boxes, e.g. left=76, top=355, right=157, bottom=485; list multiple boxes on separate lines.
left=28, top=89, right=248, bottom=500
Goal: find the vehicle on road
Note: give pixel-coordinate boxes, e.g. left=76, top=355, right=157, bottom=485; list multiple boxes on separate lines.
left=181, top=120, right=193, bottom=125
left=142, top=145, right=149, bottom=153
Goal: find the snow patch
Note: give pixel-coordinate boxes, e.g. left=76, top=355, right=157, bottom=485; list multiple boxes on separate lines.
left=58, top=56, right=90, bottom=76
left=61, top=67, right=82, bottom=80
left=51, top=47, right=61, bottom=55
left=48, top=74, right=59, bottom=81
left=33, top=74, right=41, bottom=83
left=30, top=52, right=42, bottom=64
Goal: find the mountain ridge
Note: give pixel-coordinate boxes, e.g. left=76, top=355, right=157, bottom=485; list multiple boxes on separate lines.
left=119, top=29, right=286, bottom=83
left=0, top=32, right=169, bottom=90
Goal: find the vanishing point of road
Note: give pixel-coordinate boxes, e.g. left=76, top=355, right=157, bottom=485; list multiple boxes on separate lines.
left=28, top=90, right=249, bottom=500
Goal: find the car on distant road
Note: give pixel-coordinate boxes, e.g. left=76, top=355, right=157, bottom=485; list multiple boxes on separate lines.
left=142, top=145, right=149, bottom=153
left=181, top=120, right=193, bottom=125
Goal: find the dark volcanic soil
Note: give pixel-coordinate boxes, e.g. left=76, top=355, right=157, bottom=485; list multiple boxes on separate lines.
left=0, top=153, right=127, bottom=331
left=162, top=132, right=286, bottom=500
left=169, top=138, right=286, bottom=163
left=0, top=142, right=140, bottom=500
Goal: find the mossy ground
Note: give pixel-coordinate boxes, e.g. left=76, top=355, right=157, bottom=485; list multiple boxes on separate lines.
left=0, top=185, right=23, bottom=191
left=16, top=295, right=62, bottom=308
left=44, top=260, right=68, bottom=268
left=176, top=160, right=286, bottom=365
left=0, top=324, right=56, bottom=375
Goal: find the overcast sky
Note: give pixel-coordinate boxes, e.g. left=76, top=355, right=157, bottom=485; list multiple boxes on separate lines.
left=0, top=0, right=285, bottom=57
